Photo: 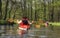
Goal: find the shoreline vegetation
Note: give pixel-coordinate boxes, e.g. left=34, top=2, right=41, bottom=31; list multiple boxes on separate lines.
left=0, top=20, right=60, bottom=26
left=49, top=22, right=60, bottom=26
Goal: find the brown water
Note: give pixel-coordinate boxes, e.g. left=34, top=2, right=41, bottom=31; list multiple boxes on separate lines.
left=0, top=25, right=60, bottom=38
left=28, top=26, right=60, bottom=38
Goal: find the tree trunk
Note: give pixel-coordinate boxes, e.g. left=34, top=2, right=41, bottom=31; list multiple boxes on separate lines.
left=31, top=0, right=32, bottom=20
left=21, top=0, right=24, bottom=17
left=0, top=0, right=2, bottom=19
left=34, top=1, right=37, bottom=21
left=51, top=0, right=54, bottom=22
left=43, top=0, right=46, bottom=21
left=8, top=1, right=13, bottom=18
left=23, top=0, right=26, bottom=17
left=4, top=0, right=9, bottom=20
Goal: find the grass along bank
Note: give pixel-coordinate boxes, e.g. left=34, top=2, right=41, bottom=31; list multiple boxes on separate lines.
left=49, top=22, right=60, bottom=26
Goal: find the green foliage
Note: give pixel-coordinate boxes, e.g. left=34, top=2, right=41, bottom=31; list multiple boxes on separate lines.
left=49, top=22, right=60, bottom=26
left=1, top=0, right=60, bottom=22
left=0, top=20, right=7, bottom=25
left=0, top=20, right=16, bottom=25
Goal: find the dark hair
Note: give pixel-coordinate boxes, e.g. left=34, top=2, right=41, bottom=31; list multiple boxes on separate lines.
left=22, top=17, right=27, bottom=19
left=22, top=19, right=29, bottom=25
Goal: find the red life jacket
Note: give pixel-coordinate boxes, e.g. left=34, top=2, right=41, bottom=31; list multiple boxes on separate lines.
left=19, top=20, right=30, bottom=29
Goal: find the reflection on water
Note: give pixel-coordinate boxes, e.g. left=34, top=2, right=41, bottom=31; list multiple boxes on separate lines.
left=40, top=35, right=47, bottom=38
left=0, top=25, right=60, bottom=38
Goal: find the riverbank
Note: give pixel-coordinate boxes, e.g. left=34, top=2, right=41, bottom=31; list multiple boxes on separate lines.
left=49, top=22, right=60, bottom=26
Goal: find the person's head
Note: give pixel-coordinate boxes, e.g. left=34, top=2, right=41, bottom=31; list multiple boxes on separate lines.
left=22, top=16, right=28, bottom=20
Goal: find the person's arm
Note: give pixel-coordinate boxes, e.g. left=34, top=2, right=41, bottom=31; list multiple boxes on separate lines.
left=28, top=21, right=34, bottom=25
left=17, top=20, right=22, bottom=24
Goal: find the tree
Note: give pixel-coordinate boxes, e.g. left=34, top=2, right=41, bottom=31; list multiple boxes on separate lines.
left=50, top=0, right=54, bottom=22
left=0, top=0, right=2, bottom=19
left=43, top=0, right=46, bottom=21
left=4, top=0, right=9, bottom=20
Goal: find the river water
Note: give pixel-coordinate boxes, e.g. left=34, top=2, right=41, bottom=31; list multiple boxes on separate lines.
left=0, top=25, right=60, bottom=38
